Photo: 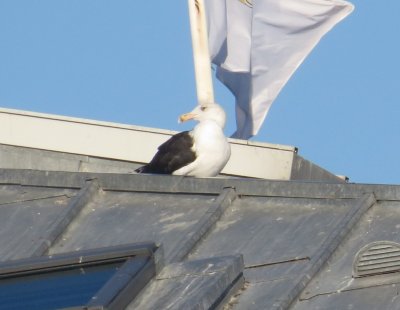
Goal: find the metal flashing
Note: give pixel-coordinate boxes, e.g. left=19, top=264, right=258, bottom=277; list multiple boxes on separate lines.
left=0, top=108, right=299, bottom=179
left=129, top=254, right=244, bottom=310
left=1, top=169, right=400, bottom=201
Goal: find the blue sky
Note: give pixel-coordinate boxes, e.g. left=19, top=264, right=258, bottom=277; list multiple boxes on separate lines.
left=0, top=1, right=399, bottom=184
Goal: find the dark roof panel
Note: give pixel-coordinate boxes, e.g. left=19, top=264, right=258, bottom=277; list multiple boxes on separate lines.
left=292, top=200, right=400, bottom=309
left=49, top=191, right=217, bottom=261
left=189, top=197, right=355, bottom=265
left=0, top=186, right=77, bottom=261
left=0, top=169, right=399, bottom=309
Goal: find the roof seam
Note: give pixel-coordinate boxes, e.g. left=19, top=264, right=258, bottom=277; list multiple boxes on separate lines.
left=0, top=194, right=70, bottom=206
left=29, top=179, right=101, bottom=257
left=166, top=187, right=237, bottom=264
left=273, top=193, right=377, bottom=310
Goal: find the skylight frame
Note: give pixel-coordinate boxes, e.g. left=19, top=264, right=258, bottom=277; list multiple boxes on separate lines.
left=0, top=242, right=158, bottom=310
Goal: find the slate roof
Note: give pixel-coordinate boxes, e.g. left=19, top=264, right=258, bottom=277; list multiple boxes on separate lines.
left=1, top=168, right=400, bottom=309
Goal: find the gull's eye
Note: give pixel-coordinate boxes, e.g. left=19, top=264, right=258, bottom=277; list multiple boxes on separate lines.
left=200, top=106, right=207, bottom=111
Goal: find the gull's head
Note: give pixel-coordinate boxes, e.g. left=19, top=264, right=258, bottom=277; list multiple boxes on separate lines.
left=179, top=103, right=226, bottom=128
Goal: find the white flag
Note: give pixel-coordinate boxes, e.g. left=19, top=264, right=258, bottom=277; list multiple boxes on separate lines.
left=204, top=0, right=354, bottom=139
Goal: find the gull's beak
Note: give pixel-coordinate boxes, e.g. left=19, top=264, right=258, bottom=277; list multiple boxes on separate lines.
left=179, top=112, right=197, bottom=123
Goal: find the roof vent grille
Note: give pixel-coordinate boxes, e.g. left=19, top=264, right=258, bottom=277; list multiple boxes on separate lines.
left=353, top=241, right=400, bottom=278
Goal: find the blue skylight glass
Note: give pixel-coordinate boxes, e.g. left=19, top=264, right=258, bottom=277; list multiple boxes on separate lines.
left=0, top=261, right=123, bottom=310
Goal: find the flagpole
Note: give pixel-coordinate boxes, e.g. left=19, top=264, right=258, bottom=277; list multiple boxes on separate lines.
left=188, top=0, right=215, bottom=106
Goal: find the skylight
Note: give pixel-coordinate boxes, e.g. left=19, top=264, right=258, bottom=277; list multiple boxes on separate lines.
left=0, top=243, right=158, bottom=310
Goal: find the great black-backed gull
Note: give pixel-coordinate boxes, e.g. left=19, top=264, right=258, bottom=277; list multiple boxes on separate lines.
left=135, top=104, right=231, bottom=177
